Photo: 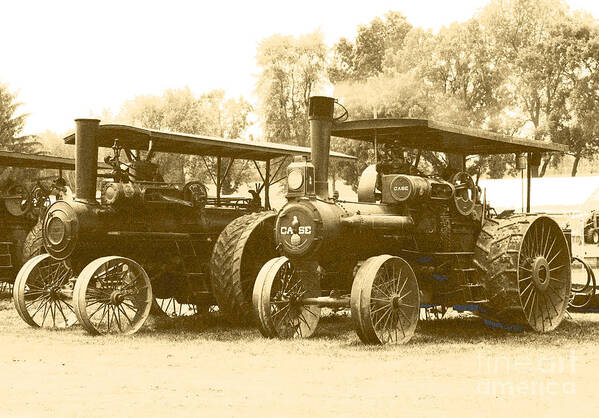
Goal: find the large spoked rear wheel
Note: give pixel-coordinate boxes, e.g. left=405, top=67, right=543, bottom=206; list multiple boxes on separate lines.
left=73, top=257, right=152, bottom=335
left=13, top=254, right=76, bottom=329
left=351, top=255, right=420, bottom=345
left=476, top=215, right=571, bottom=332
left=252, top=256, right=320, bottom=339
left=517, top=217, right=571, bottom=330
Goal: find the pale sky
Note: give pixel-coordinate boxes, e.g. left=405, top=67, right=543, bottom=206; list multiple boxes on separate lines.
left=1, top=0, right=598, bottom=136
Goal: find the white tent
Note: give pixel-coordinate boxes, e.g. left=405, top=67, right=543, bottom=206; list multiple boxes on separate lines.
left=479, top=176, right=599, bottom=213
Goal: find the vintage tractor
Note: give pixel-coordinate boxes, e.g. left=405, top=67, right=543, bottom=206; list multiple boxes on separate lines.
left=252, top=96, right=574, bottom=344
left=584, top=211, right=599, bottom=244
left=12, top=120, right=353, bottom=334
left=0, top=150, right=100, bottom=293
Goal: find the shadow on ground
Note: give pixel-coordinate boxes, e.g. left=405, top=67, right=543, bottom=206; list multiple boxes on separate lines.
left=143, top=306, right=599, bottom=347
left=2, top=294, right=599, bottom=347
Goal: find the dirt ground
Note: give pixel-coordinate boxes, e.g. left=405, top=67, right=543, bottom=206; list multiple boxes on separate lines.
left=1, top=296, right=599, bottom=418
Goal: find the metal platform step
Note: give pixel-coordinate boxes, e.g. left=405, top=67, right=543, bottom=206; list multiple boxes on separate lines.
left=454, top=263, right=489, bottom=304
left=0, top=242, right=13, bottom=279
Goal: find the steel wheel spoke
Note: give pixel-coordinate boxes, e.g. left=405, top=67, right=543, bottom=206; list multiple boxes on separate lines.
left=118, top=305, right=134, bottom=326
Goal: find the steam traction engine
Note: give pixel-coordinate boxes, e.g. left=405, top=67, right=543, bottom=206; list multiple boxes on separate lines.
left=253, top=96, right=572, bottom=344
left=13, top=120, right=354, bottom=335
left=0, top=151, right=92, bottom=293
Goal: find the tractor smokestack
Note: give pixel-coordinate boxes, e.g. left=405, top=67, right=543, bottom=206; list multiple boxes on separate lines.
left=74, top=118, right=100, bottom=203
left=308, top=96, right=335, bottom=199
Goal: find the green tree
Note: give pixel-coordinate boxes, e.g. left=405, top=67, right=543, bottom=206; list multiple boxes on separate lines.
left=332, top=17, right=508, bottom=184
left=422, top=20, right=518, bottom=179
left=479, top=0, right=576, bottom=176
left=548, top=21, right=599, bottom=176
left=256, top=31, right=327, bottom=147
left=332, top=3, right=596, bottom=181
left=329, top=11, right=412, bottom=83
left=0, top=83, right=39, bottom=153
left=422, top=20, right=506, bottom=126
left=0, top=83, right=40, bottom=188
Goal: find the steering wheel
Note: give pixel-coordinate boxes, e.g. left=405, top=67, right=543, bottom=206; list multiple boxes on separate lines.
left=183, top=181, right=208, bottom=208
left=3, top=184, right=30, bottom=217
left=451, top=172, right=477, bottom=216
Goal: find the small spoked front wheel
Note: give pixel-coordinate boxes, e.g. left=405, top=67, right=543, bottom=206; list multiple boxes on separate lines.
left=253, top=256, right=320, bottom=339
left=13, top=254, right=76, bottom=329
left=73, top=256, right=152, bottom=335
left=351, top=255, right=420, bottom=345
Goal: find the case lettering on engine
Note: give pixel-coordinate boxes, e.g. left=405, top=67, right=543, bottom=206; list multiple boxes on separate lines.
left=280, top=226, right=312, bottom=235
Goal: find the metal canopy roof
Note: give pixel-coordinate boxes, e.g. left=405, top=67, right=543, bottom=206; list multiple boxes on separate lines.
left=331, top=119, right=569, bottom=155
left=0, top=150, right=110, bottom=170
left=0, top=150, right=78, bottom=170
left=64, top=124, right=356, bottom=161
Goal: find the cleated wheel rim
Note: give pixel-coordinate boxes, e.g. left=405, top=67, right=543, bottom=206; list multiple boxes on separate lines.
left=351, top=255, right=420, bottom=345
left=518, top=217, right=571, bottom=331
left=252, top=257, right=282, bottom=337
left=13, top=254, right=76, bottom=329
left=253, top=256, right=320, bottom=339
left=153, top=298, right=198, bottom=317
left=350, top=257, right=379, bottom=342
left=73, top=257, right=152, bottom=336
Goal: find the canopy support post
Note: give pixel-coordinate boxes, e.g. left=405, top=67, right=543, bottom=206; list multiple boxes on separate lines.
left=265, top=159, right=271, bottom=210
left=374, top=129, right=378, bottom=165
left=526, top=152, right=532, bottom=213
left=201, top=157, right=217, bottom=186
left=447, top=153, right=465, bottom=175
left=269, top=156, right=289, bottom=186
left=222, top=158, right=235, bottom=187
left=216, top=156, right=222, bottom=207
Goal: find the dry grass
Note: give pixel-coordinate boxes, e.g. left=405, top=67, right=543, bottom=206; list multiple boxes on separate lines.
left=1, top=297, right=598, bottom=417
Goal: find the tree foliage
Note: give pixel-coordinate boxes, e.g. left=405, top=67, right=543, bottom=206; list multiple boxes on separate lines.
left=0, top=83, right=39, bottom=153
left=256, top=31, right=327, bottom=148
left=547, top=20, right=599, bottom=176
left=0, top=83, right=40, bottom=188
left=119, top=87, right=254, bottom=192
left=323, top=0, right=599, bottom=185
left=329, top=11, right=412, bottom=83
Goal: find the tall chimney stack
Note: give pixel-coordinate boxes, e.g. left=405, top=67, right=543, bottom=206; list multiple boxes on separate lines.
left=308, top=96, right=335, bottom=199
left=74, top=118, right=100, bottom=203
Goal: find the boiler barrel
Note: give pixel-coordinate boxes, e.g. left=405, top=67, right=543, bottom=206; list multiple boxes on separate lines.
left=340, top=214, right=414, bottom=232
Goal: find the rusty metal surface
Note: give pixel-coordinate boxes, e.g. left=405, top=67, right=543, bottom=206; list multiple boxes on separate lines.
left=63, top=124, right=356, bottom=161
left=331, top=118, right=568, bottom=155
